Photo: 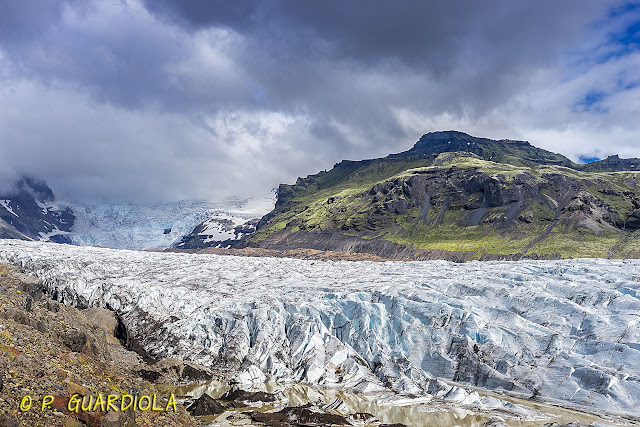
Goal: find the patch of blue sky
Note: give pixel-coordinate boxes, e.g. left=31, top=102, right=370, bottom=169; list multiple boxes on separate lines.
left=573, top=90, right=609, bottom=114
left=593, top=35, right=639, bottom=64
left=620, top=80, right=639, bottom=90
left=565, top=3, right=639, bottom=114
left=591, top=2, right=640, bottom=63
left=578, top=155, right=601, bottom=164
left=607, top=1, right=639, bottom=21
left=615, top=71, right=639, bottom=91
left=556, top=6, right=637, bottom=78
left=615, top=20, right=640, bottom=47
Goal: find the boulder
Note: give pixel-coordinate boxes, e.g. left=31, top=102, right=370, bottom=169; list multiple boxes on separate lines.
left=186, top=393, right=226, bottom=417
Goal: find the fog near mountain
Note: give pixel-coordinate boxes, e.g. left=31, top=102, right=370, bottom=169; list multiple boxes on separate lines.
left=0, top=173, right=276, bottom=250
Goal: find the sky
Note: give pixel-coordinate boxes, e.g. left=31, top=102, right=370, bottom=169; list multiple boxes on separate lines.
left=0, top=0, right=639, bottom=202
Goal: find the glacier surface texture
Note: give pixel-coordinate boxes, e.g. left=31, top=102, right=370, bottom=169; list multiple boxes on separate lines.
left=0, top=240, right=638, bottom=418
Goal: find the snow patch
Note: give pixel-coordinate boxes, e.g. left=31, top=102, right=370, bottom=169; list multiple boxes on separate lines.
left=34, top=199, right=61, bottom=215
left=0, top=200, right=19, bottom=217
left=199, top=214, right=251, bottom=243
left=38, top=227, right=70, bottom=241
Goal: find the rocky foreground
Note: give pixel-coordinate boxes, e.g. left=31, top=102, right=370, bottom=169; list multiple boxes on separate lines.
left=0, top=263, right=199, bottom=426
left=2, top=263, right=389, bottom=427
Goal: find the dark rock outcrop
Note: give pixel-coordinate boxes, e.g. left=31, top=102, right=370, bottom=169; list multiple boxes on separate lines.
left=247, top=404, right=351, bottom=426
left=541, top=423, right=593, bottom=427
left=220, top=386, right=278, bottom=404
left=483, top=417, right=510, bottom=427
left=136, top=358, right=214, bottom=384
left=175, top=217, right=260, bottom=249
left=186, top=393, right=226, bottom=417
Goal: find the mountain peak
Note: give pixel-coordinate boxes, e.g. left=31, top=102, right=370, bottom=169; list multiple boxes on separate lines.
left=0, top=176, right=74, bottom=242
left=422, top=129, right=470, bottom=136
left=417, top=130, right=530, bottom=147
left=394, top=130, right=563, bottom=168
left=420, top=130, right=475, bottom=140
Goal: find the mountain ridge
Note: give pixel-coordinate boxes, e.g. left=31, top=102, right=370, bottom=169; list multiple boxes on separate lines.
left=392, top=130, right=575, bottom=168
left=241, top=131, right=640, bottom=260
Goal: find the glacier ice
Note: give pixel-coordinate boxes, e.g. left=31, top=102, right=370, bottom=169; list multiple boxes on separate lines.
left=66, top=194, right=274, bottom=250
left=0, top=240, right=638, bottom=419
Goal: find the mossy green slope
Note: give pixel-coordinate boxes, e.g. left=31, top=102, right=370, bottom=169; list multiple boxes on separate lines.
left=245, top=132, right=640, bottom=260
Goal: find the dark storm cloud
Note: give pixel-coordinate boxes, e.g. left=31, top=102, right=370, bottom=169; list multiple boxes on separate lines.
left=0, top=0, right=254, bottom=111
left=145, top=0, right=601, bottom=69
left=138, top=0, right=619, bottom=141
left=0, top=0, right=71, bottom=42
left=1, top=0, right=612, bottom=114
left=0, top=0, right=638, bottom=202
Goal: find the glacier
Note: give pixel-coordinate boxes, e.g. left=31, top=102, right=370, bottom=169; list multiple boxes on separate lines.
left=0, top=240, right=639, bottom=421
left=66, top=194, right=274, bottom=250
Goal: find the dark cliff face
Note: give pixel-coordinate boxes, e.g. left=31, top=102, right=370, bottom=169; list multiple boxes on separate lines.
left=357, top=167, right=625, bottom=233
left=0, top=177, right=75, bottom=243
left=244, top=132, right=640, bottom=260
left=578, top=154, right=640, bottom=172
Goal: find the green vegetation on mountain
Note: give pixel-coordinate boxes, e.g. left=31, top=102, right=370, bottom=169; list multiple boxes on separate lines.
left=244, top=131, right=640, bottom=260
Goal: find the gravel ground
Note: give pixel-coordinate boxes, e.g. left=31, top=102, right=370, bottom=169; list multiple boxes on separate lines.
left=0, top=263, right=198, bottom=427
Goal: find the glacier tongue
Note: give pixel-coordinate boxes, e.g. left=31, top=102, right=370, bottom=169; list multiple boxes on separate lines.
left=66, top=194, right=275, bottom=250
left=0, top=240, right=639, bottom=417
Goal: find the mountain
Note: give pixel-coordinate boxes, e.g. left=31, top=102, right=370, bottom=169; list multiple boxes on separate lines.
left=242, top=131, right=640, bottom=260
left=173, top=190, right=277, bottom=249
left=0, top=177, right=75, bottom=243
